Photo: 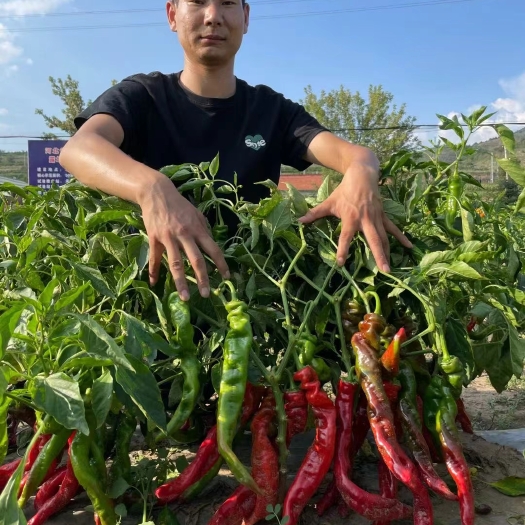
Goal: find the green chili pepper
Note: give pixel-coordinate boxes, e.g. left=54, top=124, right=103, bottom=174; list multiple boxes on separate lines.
left=161, top=294, right=202, bottom=440
left=108, top=412, right=135, bottom=486
left=423, top=376, right=446, bottom=461
left=18, top=427, right=70, bottom=508
left=180, top=458, right=223, bottom=501
left=70, top=431, right=117, bottom=525
left=217, top=298, right=261, bottom=494
left=444, top=170, right=464, bottom=237
left=439, top=356, right=465, bottom=399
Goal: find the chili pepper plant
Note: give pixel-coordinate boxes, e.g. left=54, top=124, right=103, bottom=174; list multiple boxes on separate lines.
left=0, top=107, right=524, bottom=525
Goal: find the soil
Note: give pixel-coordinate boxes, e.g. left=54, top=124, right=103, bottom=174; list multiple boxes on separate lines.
left=14, top=373, right=525, bottom=524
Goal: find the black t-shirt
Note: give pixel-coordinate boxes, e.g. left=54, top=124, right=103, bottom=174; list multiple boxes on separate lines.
left=75, top=71, right=328, bottom=209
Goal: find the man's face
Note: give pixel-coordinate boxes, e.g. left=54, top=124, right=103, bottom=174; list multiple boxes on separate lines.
left=167, top=0, right=250, bottom=67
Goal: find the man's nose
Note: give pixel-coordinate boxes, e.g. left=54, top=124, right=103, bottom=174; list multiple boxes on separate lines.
left=204, top=2, right=224, bottom=25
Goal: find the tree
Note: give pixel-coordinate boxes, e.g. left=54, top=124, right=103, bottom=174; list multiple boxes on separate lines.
left=35, top=76, right=117, bottom=138
left=301, top=84, right=419, bottom=168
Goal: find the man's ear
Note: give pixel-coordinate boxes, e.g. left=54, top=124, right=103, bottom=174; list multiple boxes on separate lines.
left=167, top=0, right=177, bottom=32
left=243, top=3, right=250, bottom=35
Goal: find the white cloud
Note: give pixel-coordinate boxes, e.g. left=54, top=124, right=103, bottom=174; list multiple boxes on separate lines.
left=0, top=108, right=8, bottom=115
left=0, top=23, right=22, bottom=65
left=5, top=64, right=18, bottom=75
left=0, top=0, right=71, bottom=16
left=434, top=71, right=525, bottom=145
left=25, top=57, right=32, bottom=65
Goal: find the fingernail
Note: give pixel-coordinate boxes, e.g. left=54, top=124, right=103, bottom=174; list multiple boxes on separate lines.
left=337, top=257, right=345, bottom=267
left=180, top=290, right=190, bottom=301
left=383, top=264, right=391, bottom=273
left=224, top=271, right=231, bottom=279
left=201, top=287, right=210, bottom=298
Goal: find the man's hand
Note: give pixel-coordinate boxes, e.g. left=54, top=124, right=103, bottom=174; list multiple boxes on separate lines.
left=298, top=162, right=412, bottom=272
left=139, top=177, right=230, bottom=300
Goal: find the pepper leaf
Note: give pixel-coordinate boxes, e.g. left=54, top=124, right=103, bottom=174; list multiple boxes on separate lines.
left=30, top=373, right=89, bottom=435
left=444, top=318, right=475, bottom=382
left=0, top=303, right=25, bottom=360
left=115, top=355, right=167, bottom=432
left=489, top=476, right=525, bottom=496
left=92, top=369, right=113, bottom=429
left=72, top=262, right=116, bottom=299
left=0, top=453, right=26, bottom=525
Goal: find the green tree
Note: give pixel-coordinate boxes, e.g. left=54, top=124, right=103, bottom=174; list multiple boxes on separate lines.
left=35, top=76, right=118, bottom=138
left=301, top=84, right=419, bottom=169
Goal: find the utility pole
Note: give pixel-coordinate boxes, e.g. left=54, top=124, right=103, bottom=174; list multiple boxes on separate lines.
left=504, top=146, right=508, bottom=181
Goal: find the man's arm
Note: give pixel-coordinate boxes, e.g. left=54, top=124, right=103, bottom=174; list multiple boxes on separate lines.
left=59, top=114, right=229, bottom=298
left=298, top=131, right=412, bottom=272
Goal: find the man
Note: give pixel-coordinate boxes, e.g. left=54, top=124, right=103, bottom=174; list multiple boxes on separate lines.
left=59, top=0, right=412, bottom=303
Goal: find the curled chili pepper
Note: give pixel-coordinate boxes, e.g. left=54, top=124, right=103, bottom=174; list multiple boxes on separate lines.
left=398, top=362, right=457, bottom=501
left=440, top=355, right=465, bottom=399
left=244, top=392, right=279, bottom=525
left=351, top=332, right=433, bottom=524
left=334, top=379, right=412, bottom=522
left=33, top=466, right=67, bottom=511
left=163, top=294, right=202, bottom=439
left=358, top=313, right=387, bottom=351
left=0, top=458, right=22, bottom=492
left=217, top=298, right=261, bottom=494
left=283, top=366, right=336, bottom=525
left=283, top=390, right=308, bottom=447
left=207, top=485, right=256, bottom=525
left=455, top=398, right=474, bottom=434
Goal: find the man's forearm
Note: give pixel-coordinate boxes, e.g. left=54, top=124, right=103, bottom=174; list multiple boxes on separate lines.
left=59, top=131, right=171, bottom=206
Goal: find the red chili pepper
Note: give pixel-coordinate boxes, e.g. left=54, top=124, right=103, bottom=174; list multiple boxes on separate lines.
left=373, top=457, right=398, bottom=525
left=351, top=389, right=371, bottom=456
left=244, top=393, right=279, bottom=525
left=0, top=458, right=22, bottom=492
left=334, top=379, right=412, bottom=522
left=351, top=332, right=433, bottom=524
left=27, top=441, right=80, bottom=525
left=34, top=466, right=67, bottom=511
left=207, top=485, right=256, bottom=525
left=466, top=318, right=477, bottom=333
left=316, top=480, right=339, bottom=516
left=455, top=398, right=474, bottom=434
left=380, top=328, right=407, bottom=377
left=283, top=366, right=336, bottom=525
left=283, top=390, right=308, bottom=447
left=156, top=384, right=265, bottom=504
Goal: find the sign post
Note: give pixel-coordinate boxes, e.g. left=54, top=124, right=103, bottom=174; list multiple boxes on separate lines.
left=27, top=140, right=72, bottom=190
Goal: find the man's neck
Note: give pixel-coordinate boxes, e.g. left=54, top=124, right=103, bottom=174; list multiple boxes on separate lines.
left=180, top=61, right=237, bottom=99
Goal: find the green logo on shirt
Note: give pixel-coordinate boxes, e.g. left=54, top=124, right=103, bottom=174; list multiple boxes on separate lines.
left=245, top=134, right=266, bottom=151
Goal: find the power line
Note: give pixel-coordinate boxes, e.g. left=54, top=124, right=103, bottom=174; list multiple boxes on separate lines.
left=3, top=0, right=482, bottom=33
left=1, top=121, right=524, bottom=139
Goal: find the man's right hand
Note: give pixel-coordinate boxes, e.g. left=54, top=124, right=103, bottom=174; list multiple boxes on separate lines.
left=138, top=176, right=230, bottom=300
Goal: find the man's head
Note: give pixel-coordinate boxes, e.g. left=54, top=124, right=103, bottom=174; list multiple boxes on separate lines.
left=167, top=0, right=250, bottom=68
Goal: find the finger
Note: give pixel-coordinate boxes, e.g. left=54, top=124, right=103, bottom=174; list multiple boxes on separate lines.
left=362, top=219, right=390, bottom=273
left=336, top=222, right=358, bottom=267
left=165, top=240, right=190, bottom=301
left=198, top=234, right=230, bottom=279
left=179, top=237, right=211, bottom=298
left=297, top=200, right=332, bottom=224
left=148, top=237, right=164, bottom=286
left=383, top=216, right=413, bottom=248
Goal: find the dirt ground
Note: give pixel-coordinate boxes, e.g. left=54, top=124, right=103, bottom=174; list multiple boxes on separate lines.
left=17, top=373, right=525, bottom=524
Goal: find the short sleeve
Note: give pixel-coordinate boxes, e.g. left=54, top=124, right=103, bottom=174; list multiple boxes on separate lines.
left=74, top=77, right=152, bottom=157
left=280, top=97, right=329, bottom=171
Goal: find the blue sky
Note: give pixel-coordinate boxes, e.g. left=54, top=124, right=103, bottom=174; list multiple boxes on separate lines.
left=0, top=0, right=524, bottom=152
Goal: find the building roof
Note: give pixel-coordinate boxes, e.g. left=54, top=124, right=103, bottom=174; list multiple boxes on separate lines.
left=278, top=173, right=323, bottom=192
left=0, top=176, right=27, bottom=188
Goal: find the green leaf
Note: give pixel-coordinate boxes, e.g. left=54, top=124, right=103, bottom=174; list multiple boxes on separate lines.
left=117, top=260, right=139, bottom=296
left=72, top=262, right=116, bottom=299
left=53, top=283, right=90, bottom=313
left=406, top=172, right=425, bottom=219
left=425, top=262, right=483, bottom=280
left=276, top=230, right=302, bottom=250
left=160, top=165, right=193, bottom=181
left=127, top=235, right=149, bottom=273
left=515, top=188, right=525, bottom=214
left=0, top=303, right=25, bottom=359
left=114, top=503, right=128, bottom=518
left=30, top=373, right=89, bottom=435
left=382, top=199, right=406, bottom=226
left=0, top=396, right=9, bottom=464
left=281, top=516, right=290, bottom=525
left=253, top=192, right=282, bottom=218
left=0, top=452, right=26, bottom=525
left=92, top=369, right=113, bottom=429
left=286, top=183, right=309, bottom=217
left=493, top=124, right=516, bottom=156
left=209, top=152, right=220, bottom=177
left=507, top=243, right=521, bottom=283
left=39, top=278, right=60, bottom=310
left=85, top=210, right=130, bottom=230
left=246, top=273, right=256, bottom=302
left=24, top=237, right=52, bottom=267
left=68, top=313, right=133, bottom=371
left=316, top=174, right=338, bottom=203
left=115, top=355, right=166, bottom=431
left=108, top=477, right=130, bottom=499
left=94, top=232, right=128, bottom=267
left=496, top=158, right=525, bottom=187
left=250, top=219, right=260, bottom=250
left=445, top=318, right=475, bottom=381
left=460, top=208, right=474, bottom=242
left=489, top=476, right=525, bottom=496
left=262, top=201, right=292, bottom=239
left=177, top=179, right=212, bottom=192
left=506, top=321, right=525, bottom=378
left=121, top=312, right=175, bottom=362
left=315, top=302, right=331, bottom=338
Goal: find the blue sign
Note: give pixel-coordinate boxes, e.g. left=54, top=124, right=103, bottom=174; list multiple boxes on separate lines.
left=27, top=140, right=72, bottom=190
